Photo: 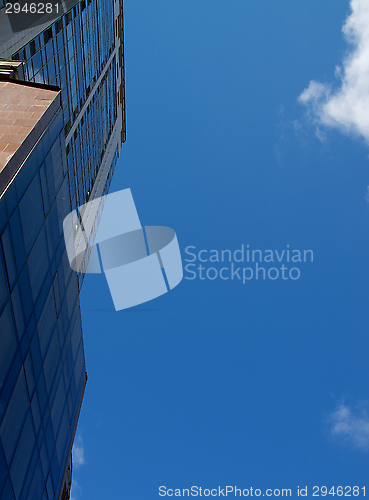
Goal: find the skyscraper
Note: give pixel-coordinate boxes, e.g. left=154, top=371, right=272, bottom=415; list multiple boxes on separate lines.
left=0, top=0, right=125, bottom=498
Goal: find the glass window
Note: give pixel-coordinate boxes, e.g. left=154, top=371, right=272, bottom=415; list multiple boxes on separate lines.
left=44, top=151, right=55, bottom=203
left=51, top=139, right=64, bottom=194
left=9, top=207, right=26, bottom=274
left=0, top=198, right=8, bottom=237
left=24, top=352, right=35, bottom=399
left=18, top=265, right=33, bottom=323
left=19, top=174, right=44, bottom=256
left=0, top=477, right=15, bottom=500
left=41, top=129, right=51, bottom=157
left=51, top=375, right=66, bottom=436
left=0, top=441, right=7, bottom=496
left=46, top=472, right=54, bottom=500
left=74, top=343, right=85, bottom=391
left=44, top=419, right=55, bottom=468
left=47, top=60, right=56, bottom=83
left=39, top=162, right=50, bottom=216
left=37, top=289, right=56, bottom=359
left=27, top=227, right=49, bottom=303
left=39, top=440, right=49, bottom=480
left=31, top=51, right=42, bottom=75
left=0, top=301, right=18, bottom=394
left=45, top=38, right=54, bottom=60
left=0, top=369, right=29, bottom=464
left=45, top=214, right=56, bottom=262
left=9, top=412, right=36, bottom=499
left=55, top=407, right=70, bottom=468
left=36, top=370, right=48, bottom=418
left=1, top=226, right=17, bottom=291
left=11, top=282, right=25, bottom=341
left=30, top=332, right=42, bottom=382
left=34, top=268, right=52, bottom=322
left=43, top=331, right=60, bottom=393
left=0, top=247, right=9, bottom=313
left=31, top=392, right=42, bottom=436
left=50, top=451, right=60, bottom=492
left=26, top=459, right=44, bottom=500
left=70, top=312, right=82, bottom=362
left=4, top=182, right=17, bottom=217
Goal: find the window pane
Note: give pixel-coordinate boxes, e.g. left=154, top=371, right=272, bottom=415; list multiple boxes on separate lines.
left=27, top=227, right=49, bottom=303
left=19, top=174, right=44, bottom=256
left=0, top=248, right=9, bottom=313
left=9, top=412, right=35, bottom=499
left=0, top=302, right=18, bottom=393
left=1, top=226, right=17, bottom=291
left=0, top=369, right=29, bottom=464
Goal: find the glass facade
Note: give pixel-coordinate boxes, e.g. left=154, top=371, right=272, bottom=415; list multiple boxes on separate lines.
left=0, top=0, right=125, bottom=498
left=12, top=0, right=118, bottom=210
left=0, top=104, right=86, bottom=500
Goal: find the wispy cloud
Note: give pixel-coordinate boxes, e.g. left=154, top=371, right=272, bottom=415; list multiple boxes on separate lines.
left=328, top=401, right=369, bottom=451
left=298, top=0, right=369, bottom=144
left=70, top=479, right=82, bottom=500
left=70, top=435, right=85, bottom=500
left=365, top=186, right=369, bottom=202
left=72, top=434, right=85, bottom=468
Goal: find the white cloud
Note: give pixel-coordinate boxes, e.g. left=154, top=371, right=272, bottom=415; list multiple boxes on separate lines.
left=299, top=0, right=369, bottom=143
left=72, top=434, right=85, bottom=468
left=328, top=402, right=369, bottom=451
left=365, top=186, right=369, bottom=202
left=70, top=479, right=82, bottom=500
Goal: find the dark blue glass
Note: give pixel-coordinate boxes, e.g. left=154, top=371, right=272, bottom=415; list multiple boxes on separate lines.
left=18, top=266, right=33, bottom=324
left=11, top=282, right=25, bottom=341
left=0, top=350, right=21, bottom=426
left=9, top=412, right=36, bottom=499
left=9, top=207, right=26, bottom=274
left=55, top=408, right=70, bottom=468
left=19, top=174, right=44, bottom=256
left=31, top=391, right=42, bottom=437
left=44, top=419, right=55, bottom=468
left=27, top=227, right=49, bottom=303
left=24, top=352, right=35, bottom=399
left=34, top=271, right=53, bottom=324
left=39, top=440, right=49, bottom=480
left=4, top=182, right=17, bottom=218
left=44, top=152, right=55, bottom=203
left=50, top=140, right=64, bottom=193
left=0, top=369, right=29, bottom=464
left=37, top=289, right=56, bottom=359
left=50, top=375, right=66, bottom=436
left=0, top=248, right=9, bottom=314
left=43, top=333, right=60, bottom=393
left=46, top=472, right=54, bottom=500
left=50, top=451, right=60, bottom=492
left=30, top=333, right=42, bottom=384
left=0, top=441, right=7, bottom=495
left=1, top=226, right=17, bottom=291
left=36, top=370, right=48, bottom=419
left=0, top=477, right=16, bottom=500
left=24, top=459, right=44, bottom=500
left=0, top=301, right=18, bottom=394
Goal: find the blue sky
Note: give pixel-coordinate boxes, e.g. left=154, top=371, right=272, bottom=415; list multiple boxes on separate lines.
left=74, top=0, right=369, bottom=497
